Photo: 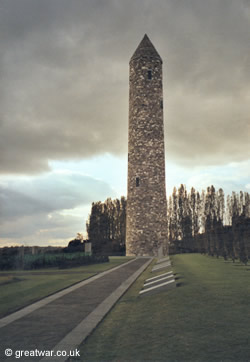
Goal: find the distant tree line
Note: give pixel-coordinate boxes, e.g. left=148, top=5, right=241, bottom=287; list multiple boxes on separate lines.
left=86, top=187, right=250, bottom=263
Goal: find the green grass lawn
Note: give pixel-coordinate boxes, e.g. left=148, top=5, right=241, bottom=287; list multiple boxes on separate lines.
left=76, top=254, right=250, bottom=362
left=0, top=256, right=133, bottom=318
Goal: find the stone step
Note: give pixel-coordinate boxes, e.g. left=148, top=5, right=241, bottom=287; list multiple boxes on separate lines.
left=156, top=256, right=170, bottom=264
left=145, top=271, right=173, bottom=283
left=139, top=278, right=176, bottom=296
left=152, top=261, right=171, bottom=272
left=143, top=274, right=174, bottom=288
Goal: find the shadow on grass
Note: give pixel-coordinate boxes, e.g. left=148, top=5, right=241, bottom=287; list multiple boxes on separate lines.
left=0, top=277, right=24, bottom=286
left=176, top=281, right=186, bottom=288
left=174, top=276, right=182, bottom=281
left=233, top=264, right=248, bottom=267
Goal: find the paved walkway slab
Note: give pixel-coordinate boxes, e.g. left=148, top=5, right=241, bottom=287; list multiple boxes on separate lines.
left=0, top=258, right=152, bottom=362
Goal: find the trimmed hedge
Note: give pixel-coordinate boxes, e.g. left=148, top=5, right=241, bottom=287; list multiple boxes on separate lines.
left=0, top=251, right=109, bottom=270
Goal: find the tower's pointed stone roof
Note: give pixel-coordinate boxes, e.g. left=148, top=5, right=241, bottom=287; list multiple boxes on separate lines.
left=130, top=34, right=162, bottom=63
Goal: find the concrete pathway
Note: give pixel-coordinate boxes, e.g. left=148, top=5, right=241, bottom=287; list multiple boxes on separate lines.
left=0, top=257, right=152, bottom=362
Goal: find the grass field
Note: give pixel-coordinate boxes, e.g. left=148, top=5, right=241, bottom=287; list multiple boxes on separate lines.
left=76, top=254, right=250, bottom=362
left=0, top=256, right=133, bottom=318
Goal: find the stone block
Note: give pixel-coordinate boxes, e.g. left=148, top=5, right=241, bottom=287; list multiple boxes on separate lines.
left=143, top=274, right=174, bottom=288
left=156, top=256, right=170, bottom=264
left=152, top=261, right=171, bottom=271
left=139, top=278, right=176, bottom=296
left=145, top=271, right=173, bottom=283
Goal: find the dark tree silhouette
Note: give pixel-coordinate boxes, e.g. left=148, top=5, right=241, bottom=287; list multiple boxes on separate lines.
left=85, top=188, right=249, bottom=262
left=86, top=197, right=126, bottom=255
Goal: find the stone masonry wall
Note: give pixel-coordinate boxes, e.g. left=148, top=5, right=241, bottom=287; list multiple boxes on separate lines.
left=126, top=36, right=168, bottom=256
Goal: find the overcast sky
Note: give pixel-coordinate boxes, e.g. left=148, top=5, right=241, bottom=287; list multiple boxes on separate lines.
left=1, top=0, right=250, bottom=246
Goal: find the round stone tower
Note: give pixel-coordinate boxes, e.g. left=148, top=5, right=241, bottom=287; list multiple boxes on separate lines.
left=126, top=34, right=168, bottom=257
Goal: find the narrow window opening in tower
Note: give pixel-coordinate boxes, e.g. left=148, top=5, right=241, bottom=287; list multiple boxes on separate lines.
left=147, top=70, right=152, bottom=80
left=160, top=100, right=163, bottom=109
left=136, top=177, right=140, bottom=187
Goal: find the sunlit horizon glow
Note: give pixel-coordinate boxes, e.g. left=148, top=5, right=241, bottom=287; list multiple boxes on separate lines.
left=1, top=156, right=249, bottom=247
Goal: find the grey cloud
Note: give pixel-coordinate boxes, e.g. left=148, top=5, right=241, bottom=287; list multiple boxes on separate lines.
left=0, top=171, right=115, bottom=243
left=0, top=212, right=83, bottom=241
left=0, top=172, right=115, bottom=222
left=0, top=188, right=49, bottom=220
left=166, top=91, right=250, bottom=165
left=1, top=0, right=250, bottom=174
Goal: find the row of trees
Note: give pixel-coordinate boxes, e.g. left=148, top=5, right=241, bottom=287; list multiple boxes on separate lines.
left=86, top=197, right=126, bottom=255
left=168, top=185, right=250, bottom=263
left=86, top=186, right=250, bottom=261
